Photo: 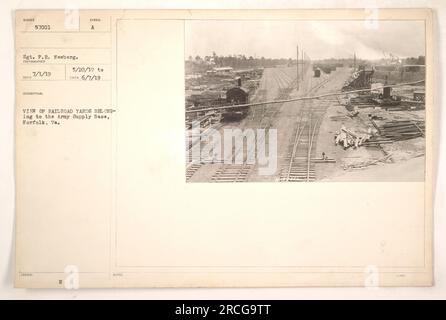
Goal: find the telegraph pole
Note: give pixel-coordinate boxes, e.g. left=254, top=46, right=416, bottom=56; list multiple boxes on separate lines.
left=301, top=50, right=304, bottom=81
left=296, top=45, right=299, bottom=90
left=353, top=52, right=356, bottom=71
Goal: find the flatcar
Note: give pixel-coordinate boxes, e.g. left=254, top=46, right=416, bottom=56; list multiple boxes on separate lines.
left=222, top=86, right=250, bottom=120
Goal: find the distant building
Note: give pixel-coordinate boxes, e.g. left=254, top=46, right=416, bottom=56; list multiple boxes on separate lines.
left=212, top=67, right=234, bottom=75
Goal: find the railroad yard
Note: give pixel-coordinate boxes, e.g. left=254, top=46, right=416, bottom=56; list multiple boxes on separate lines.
left=185, top=61, right=426, bottom=182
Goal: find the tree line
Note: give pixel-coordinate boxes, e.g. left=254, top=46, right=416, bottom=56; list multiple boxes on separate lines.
left=187, top=52, right=294, bottom=69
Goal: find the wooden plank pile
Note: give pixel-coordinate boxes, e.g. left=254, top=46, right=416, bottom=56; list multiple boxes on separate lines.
left=361, top=136, right=393, bottom=147
left=346, top=94, right=375, bottom=109
left=371, top=119, right=425, bottom=141
left=379, top=100, right=425, bottom=111
left=349, top=96, right=373, bottom=105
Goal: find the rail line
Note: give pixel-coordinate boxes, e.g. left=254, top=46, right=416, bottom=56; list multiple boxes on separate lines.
left=187, top=66, right=336, bottom=182
left=210, top=68, right=296, bottom=183
left=222, top=67, right=325, bottom=183
left=185, top=121, right=225, bottom=181
left=279, top=74, right=333, bottom=182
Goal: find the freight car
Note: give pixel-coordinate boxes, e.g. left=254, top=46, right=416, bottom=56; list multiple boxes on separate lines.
left=186, top=90, right=226, bottom=108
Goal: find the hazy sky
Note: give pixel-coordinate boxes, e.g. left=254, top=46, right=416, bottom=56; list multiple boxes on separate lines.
left=185, top=20, right=425, bottom=60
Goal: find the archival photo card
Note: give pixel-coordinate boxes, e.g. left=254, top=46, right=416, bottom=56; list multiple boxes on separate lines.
left=15, top=9, right=433, bottom=288
left=185, top=20, right=426, bottom=183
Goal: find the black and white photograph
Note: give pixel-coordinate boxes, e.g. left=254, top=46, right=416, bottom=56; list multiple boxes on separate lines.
left=185, top=20, right=426, bottom=182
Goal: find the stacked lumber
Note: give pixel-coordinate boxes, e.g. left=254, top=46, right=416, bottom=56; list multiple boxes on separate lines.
left=355, top=104, right=377, bottom=109
left=348, top=95, right=374, bottom=107
left=374, top=119, right=425, bottom=141
left=361, top=136, right=393, bottom=146
left=378, top=100, right=424, bottom=111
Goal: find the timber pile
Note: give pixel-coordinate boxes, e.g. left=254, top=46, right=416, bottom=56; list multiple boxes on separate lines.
left=372, top=119, right=425, bottom=141
left=347, top=94, right=374, bottom=108
left=361, top=136, right=393, bottom=146
left=349, top=96, right=373, bottom=105
left=379, top=100, right=425, bottom=111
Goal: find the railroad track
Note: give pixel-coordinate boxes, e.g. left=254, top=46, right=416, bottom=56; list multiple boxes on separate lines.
left=185, top=122, right=224, bottom=181
left=211, top=164, right=253, bottom=182
left=186, top=163, right=202, bottom=180
left=188, top=66, right=336, bottom=183
left=211, top=69, right=296, bottom=183
left=279, top=76, right=333, bottom=182
left=279, top=101, right=331, bottom=182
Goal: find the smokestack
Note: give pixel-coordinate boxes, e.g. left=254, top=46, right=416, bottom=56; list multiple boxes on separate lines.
left=383, top=86, right=392, bottom=99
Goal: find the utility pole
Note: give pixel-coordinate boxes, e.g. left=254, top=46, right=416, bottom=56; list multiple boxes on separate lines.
left=353, top=52, right=356, bottom=71
left=296, top=45, right=299, bottom=90
left=302, top=50, right=304, bottom=81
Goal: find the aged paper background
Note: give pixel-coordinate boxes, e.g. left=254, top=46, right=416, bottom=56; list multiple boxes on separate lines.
left=13, top=9, right=433, bottom=288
